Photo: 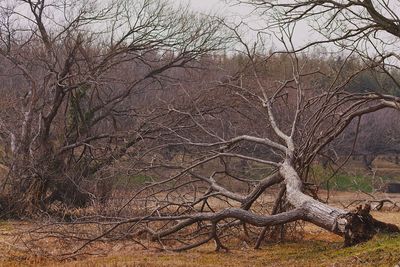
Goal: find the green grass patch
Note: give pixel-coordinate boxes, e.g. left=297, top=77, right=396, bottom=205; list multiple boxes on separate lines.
left=328, top=173, right=373, bottom=192
left=322, top=234, right=400, bottom=266
left=64, top=234, right=400, bottom=267
left=310, top=165, right=389, bottom=192
left=114, top=174, right=153, bottom=187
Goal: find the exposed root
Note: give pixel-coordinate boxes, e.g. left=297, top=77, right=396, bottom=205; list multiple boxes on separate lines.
left=343, top=204, right=400, bottom=247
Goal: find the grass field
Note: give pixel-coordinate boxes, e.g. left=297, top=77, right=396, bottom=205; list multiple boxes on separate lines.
left=0, top=209, right=399, bottom=266
left=0, top=158, right=399, bottom=266
left=71, top=234, right=400, bottom=267
left=308, top=157, right=400, bottom=193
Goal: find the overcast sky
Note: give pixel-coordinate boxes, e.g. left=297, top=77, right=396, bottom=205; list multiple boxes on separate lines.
left=175, top=0, right=253, bottom=19
left=179, top=0, right=231, bottom=13
left=176, top=0, right=316, bottom=52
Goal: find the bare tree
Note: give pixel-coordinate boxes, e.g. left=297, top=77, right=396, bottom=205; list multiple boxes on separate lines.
left=71, top=0, right=400, bottom=252
left=333, top=109, right=400, bottom=171
left=0, top=0, right=225, bottom=216
left=2, top=0, right=400, bottom=255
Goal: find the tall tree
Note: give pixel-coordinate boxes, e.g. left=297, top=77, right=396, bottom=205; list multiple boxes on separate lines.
left=0, top=0, right=224, bottom=215
left=98, top=0, right=400, bottom=251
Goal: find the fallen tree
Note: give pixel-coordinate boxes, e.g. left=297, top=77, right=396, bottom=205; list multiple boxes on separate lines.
left=104, top=0, right=400, bottom=250
left=2, top=0, right=400, bottom=255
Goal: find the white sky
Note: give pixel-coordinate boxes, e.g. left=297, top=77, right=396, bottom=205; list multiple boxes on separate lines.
left=174, top=0, right=254, bottom=20
left=177, top=0, right=398, bottom=58
left=177, top=0, right=232, bottom=14
left=176, top=0, right=316, bottom=52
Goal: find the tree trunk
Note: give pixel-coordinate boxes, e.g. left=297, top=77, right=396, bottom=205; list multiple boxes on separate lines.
left=280, top=160, right=399, bottom=246
left=5, top=136, right=91, bottom=216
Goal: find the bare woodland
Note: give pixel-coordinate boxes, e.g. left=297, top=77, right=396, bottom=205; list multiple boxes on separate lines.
left=0, top=0, right=400, bottom=259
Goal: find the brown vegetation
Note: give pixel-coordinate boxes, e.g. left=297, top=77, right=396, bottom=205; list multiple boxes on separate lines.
left=0, top=0, right=400, bottom=264
left=0, top=202, right=399, bottom=266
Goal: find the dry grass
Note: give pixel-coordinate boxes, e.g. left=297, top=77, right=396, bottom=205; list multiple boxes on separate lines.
left=0, top=209, right=399, bottom=267
left=2, top=229, right=399, bottom=266
left=1, top=161, right=400, bottom=267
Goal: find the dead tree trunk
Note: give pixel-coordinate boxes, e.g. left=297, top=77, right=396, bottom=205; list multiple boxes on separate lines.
left=114, top=96, right=400, bottom=252
left=121, top=73, right=400, bottom=251
left=280, top=160, right=399, bottom=246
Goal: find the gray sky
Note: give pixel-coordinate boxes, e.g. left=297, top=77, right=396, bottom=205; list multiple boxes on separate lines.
left=169, top=0, right=355, bottom=56
left=178, top=0, right=230, bottom=13
left=178, top=0, right=315, bottom=52
left=176, top=0, right=253, bottom=18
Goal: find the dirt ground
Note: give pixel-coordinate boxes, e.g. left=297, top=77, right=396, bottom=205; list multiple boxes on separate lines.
left=1, top=190, right=400, bottom=267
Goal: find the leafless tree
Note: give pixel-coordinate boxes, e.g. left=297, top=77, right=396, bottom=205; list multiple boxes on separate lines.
left=333, top=109, right=400, bottom=170
left=68, top=0, right=400, bottom=252
left=0, top=0, right=225, bottom=216
left=2, top=0, right=400, bottom=255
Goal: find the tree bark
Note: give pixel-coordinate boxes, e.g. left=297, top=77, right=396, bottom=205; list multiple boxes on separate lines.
left=280, top=160, right=399, bottom=246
